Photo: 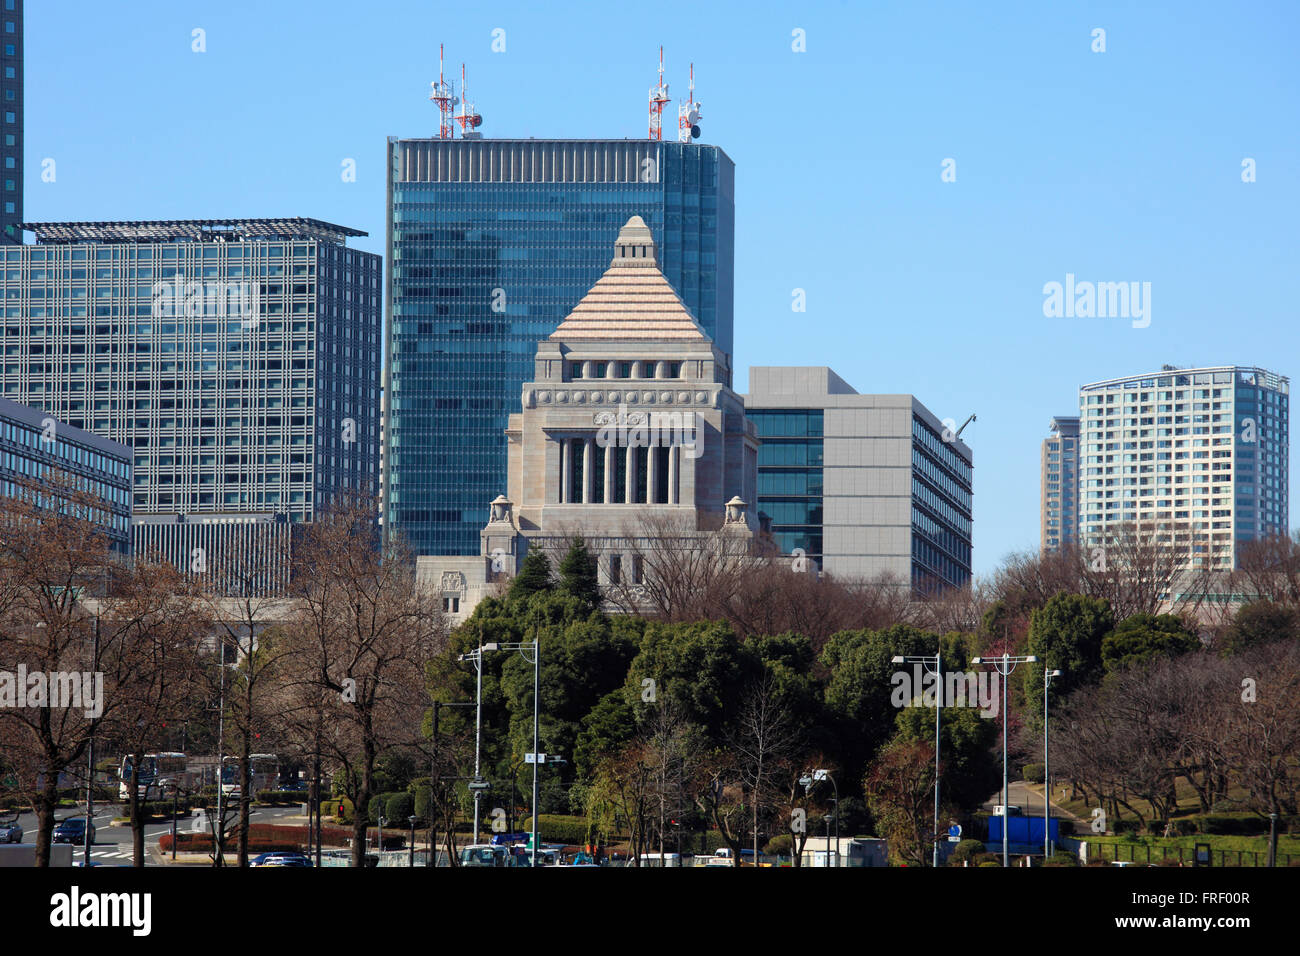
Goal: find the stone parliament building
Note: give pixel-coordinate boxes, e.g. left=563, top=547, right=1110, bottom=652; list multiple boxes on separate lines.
left=416, top=217, right=760, bottom=619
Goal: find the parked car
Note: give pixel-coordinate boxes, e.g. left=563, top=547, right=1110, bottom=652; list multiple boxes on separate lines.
left=0, top=821, right=22, bottom=843
left=52, top=818, right=95, bottom=845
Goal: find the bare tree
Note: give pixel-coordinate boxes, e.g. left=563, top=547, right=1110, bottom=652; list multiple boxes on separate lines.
left=0, top=472, right=127, bottom=866
left=280, top=492, right=446, bottom=866
left=729, top=673, right=801, bottom=864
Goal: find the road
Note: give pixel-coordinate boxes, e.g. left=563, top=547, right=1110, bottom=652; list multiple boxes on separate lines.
left=3, top=803, right=306, bottom=865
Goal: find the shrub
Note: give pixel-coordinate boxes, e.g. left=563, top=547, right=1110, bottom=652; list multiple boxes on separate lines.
left=385, top=792, right=414, bottom=826
left=1111, top=819, right=1141, bottom=836
left=764, top=833, right=793, bottom=855
left=1042, top=853, right=1079, bottom=867
left=1057, top=819, right=1075, bottom=837
left=413, top=784, right=431, bottom=824
left=948, top=839, right=986, bottom=865
left=1022, top=764, right=1045, bottom=784
left=1189, top=813, right=1268, bottom=836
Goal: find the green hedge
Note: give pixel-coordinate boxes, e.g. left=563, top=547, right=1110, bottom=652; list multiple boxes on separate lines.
left=1022, top=764, right=1045, bottom=784
left=521, top=814, right=591, bottom=845
left=256, top=789, right=309, bottom=805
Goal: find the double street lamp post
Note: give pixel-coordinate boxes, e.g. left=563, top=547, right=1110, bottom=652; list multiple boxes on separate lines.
left=458, top=637, right=541, bottom=864
left=1043, top=666, right=1062, bottom=859
left=972, top=653, right=1038, bottom=867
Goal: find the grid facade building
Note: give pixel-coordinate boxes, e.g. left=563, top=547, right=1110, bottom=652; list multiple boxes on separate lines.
left=746, top=367, right=973, bottom=593
left=384, top=138, right=735, bottom=555
left=1, top=396, right=131, bottom=553
left=1078, top=365, right=1289, bottom=570
left=1, top=219, right=381, bottom=585
left=1041, top=415, right=1079, bottom=553
left=1, top=0, right=20, bottom=243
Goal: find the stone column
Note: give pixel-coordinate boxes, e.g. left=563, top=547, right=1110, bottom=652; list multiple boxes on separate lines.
left=561, top=438, right=572, bottom=504
left=668, top=444, right=678, bottom=504
left=646, top=440, right=658, bottom=503
left=603, top=440, right=614, bottom=504
left=625, top=444, right=636, bottom=504
left=582, top=439, right=593, bottom=503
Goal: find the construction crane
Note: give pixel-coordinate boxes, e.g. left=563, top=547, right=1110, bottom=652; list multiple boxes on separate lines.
left=954, top=414, right=976, bottom=439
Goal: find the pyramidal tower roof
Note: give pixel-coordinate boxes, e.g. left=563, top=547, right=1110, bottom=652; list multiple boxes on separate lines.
left=549, top=216, right=712, bottom=343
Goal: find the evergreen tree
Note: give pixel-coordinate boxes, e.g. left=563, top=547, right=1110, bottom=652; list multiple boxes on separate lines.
left=508, top=548, right=553, bottom=603
left=558, top=536, right=601, bottom=612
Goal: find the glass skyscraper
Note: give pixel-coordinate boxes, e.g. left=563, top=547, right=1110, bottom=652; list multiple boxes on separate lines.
left=385, top=138, right=735, bottom=555
left=1, top=0, right=21, bottom=244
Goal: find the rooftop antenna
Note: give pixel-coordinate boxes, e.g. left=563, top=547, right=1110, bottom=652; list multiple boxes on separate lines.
left=648, top=46, right=670, bottom=140
left=429, top=44, right=456, bottom=139
left=677, top=62, right=701, bottom=142
left=456, top=62, right=483, bottom=138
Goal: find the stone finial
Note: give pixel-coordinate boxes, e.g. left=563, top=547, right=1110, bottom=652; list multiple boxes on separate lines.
left=725, top=495, right=747, bottom=524
left=611, top=215, right=658, bottom=268
left=489, top=494, right=513, bottom=524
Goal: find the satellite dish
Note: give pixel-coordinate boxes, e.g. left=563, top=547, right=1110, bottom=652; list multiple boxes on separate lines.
left=690, top=125, right=701, bottom=139
left=687, top=109, right=699, bottom=124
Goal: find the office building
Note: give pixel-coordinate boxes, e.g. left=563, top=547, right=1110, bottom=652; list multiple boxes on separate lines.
left=1, top=396, right=131, bottom=553
left=1, top=0, right=20, bottom=243
left=2, top=218, right=381, bottom=586
left=1078, top=365, right=1288, bottom=570
left=745, top=367, right=973, bottom=593
left=418, top=216, right=756, bottom=620
left=385, top=137, right=735, bottom=556
left=1041, top=415, right=1080, bottom=553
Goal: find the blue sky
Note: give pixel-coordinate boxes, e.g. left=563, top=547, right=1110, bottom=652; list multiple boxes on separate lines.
left=24, top=1, right=1300, bottom=578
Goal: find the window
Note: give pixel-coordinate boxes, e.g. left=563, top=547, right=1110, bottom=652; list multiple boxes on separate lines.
left=608, top=554, right=622, bottom=584
left=442, top=596, right=460, bottom=613
left=569, top=362, right=583, bottom=379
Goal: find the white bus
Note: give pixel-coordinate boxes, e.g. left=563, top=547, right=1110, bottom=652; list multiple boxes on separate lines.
left=220, top=754, right=278, bottom=797
left=118, top=753, right=190, bottom=801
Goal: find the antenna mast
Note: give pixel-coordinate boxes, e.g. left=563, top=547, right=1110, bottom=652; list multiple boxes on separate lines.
left=429, top=44, right=455, bottom=139
left=678, top=62, right=701, bottom=142
left=648, top=46, right=670, bottom=140
left=456, top=62, right=483, bottom=138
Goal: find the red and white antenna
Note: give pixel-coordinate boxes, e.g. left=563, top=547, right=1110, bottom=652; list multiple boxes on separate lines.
left=648, top=46, right=670, bottom=140
left=677, top=62, right=701, bottom=142
left=429, top=44, right=455, bottom=139
left=456, top=62, right=483, bottom=137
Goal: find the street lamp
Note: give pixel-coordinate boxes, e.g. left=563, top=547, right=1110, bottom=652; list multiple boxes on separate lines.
left=972, top=653, right=1038, bottom=867
left=457, top=640, right=500, bottom=842
left=893, top=651, right=942, bottom=867
left=799, top=769, right=838, bottom=867
left=491, top=638, right=541, bottom=866
left=409, top=815, right=417, bottom=867
left=1044, top=667, right=1062, bottom=859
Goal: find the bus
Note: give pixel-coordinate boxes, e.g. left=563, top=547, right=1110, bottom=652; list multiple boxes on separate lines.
left=220, top=754, right=279, bottom=797
left=118, top=753, right=190, bottom=801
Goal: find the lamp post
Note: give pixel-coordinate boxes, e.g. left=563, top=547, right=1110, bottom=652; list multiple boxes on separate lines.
left=409, top=815, right=417, bottom=867
left=1043, top=667, right=1062, bottom=859
left=972, top=653, right=1038, bottom=867
left=799, top=769, right=839, bottom=867
left=457, top=641, right=499, bottom=843
left=893, top=651, right=942, bottom=866
left=490, top=638, right=541, bottom=866
left=84, top=612, right=99, bottom=869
